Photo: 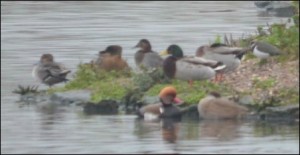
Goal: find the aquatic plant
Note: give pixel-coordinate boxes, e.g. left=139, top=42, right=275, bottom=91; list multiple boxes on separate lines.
left=12, top=85, right=39, bottom=95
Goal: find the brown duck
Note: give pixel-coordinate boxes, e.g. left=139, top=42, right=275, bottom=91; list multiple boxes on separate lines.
left=95, top=45, right=130, bottom=71
left=198, top=92, right=249, bottom=119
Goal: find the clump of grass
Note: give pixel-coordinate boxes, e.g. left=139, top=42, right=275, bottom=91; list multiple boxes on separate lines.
left=145, top=80, right=233, bottom=105
left=13, top=85, right=39, bottom=95
left=49, top=63, right=133, bottom=103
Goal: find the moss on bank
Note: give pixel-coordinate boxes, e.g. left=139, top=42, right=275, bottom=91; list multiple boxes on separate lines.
left=48, top=63, right=133, bottom=102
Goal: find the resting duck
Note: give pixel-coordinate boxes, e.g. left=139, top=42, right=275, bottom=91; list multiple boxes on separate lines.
left=32, top=54, right=71, bottom=87
left=250, top=41, right=282, bottom=59
left=95, top=45, right=130, bottom=71
left=160, top=44, right=226, bottom=85
left=137, top=86, right=183, bottom=121
left=134, top=39, right=163, bottom=70
left=196, top=43, right=248, bottom=82
left=197, top=92, right=249, bottom=119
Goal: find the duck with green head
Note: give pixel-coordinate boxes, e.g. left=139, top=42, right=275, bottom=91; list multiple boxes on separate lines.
left=134, top=39, right=164, bottom=70
left=160, top=44, right=226, bottom=85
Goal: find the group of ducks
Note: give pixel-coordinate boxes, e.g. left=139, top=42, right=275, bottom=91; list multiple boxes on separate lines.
left=32, top=39, right=282, bottom=120
left=32, top=39, right=282, bottom=87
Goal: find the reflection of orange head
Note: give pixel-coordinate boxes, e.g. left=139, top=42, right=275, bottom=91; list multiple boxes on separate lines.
left=159, top=86, right=177, bottom=98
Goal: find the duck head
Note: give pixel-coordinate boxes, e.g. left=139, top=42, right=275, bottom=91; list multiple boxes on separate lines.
left=159, top=86, right=183, bottom=106
left=208, top=91, right=222, bottom=98
left=160, top=45, right=184, bottom=79
left=40, top=54, right=54, bottom=63
left=99, top=45, right=122, bottom=57
left=134, top=39, right=152, bottom=53
left=160, top=44, right=184, bottom=58
left=195, top=45, right=208, bottom=57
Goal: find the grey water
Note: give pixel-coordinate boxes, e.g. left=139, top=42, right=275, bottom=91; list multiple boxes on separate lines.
left=1, top=1, right=299, bottom=154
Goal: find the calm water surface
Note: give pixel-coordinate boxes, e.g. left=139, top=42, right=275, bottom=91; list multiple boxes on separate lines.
left=1, top=1, right=299, bottom=154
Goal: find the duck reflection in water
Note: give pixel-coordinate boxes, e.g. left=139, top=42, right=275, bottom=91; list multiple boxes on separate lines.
left=161, top=117, right=181, bottom=143
left=199, top=119, right=244, bottom=141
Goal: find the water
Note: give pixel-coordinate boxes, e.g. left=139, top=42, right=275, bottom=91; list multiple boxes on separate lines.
left=1, top=1, right=299, bottom=154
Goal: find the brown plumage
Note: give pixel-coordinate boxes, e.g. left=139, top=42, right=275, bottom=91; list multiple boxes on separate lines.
left=95, top=45, right=130, bottom=71
left=198, top=92, right=249, bottom=119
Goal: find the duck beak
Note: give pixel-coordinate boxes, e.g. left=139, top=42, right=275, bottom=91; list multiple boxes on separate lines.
left=159, top=50, right=169, bottom=56
left=133, top=42, right=141, bottom=49
left=173, top=97, right=184, bottom=105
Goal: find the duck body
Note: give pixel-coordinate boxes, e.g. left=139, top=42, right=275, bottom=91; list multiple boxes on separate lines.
left=135, top=50, right=163, bottom=69
left=33, top=54, right=71, bottom=87
left=164, top=56, right=218, bottom=81
left=162, top=44, right=225, bottom=81
left=137, top=103, right=181, bottom=120
left=196, top=43, right=247, bottom=73
left=197, top=92, right=249, bottom=119
left=134, top=39, right=163, bottom=70
left=95, top=45, right=130, bottom=71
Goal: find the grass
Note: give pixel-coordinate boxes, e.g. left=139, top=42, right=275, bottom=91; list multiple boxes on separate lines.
left=145, top=80, right=233, bottom=105
left=48, top=63, right=133, bottom=103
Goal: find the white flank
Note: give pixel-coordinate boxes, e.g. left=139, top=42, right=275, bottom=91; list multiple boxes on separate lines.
left=253, top=46, right=270, bottom=59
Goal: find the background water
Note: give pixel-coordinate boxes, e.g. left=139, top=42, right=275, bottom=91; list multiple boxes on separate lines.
left=1, top=1, right=299, bottom=154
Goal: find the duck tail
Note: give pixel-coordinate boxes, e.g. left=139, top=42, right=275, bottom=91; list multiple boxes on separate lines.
left=213, top=62, right=226, bottom=71
left=60, top=70, right=71, bottom=75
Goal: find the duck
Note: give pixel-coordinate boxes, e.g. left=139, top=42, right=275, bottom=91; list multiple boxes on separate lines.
left=134, top=39, right=163, bottom=70
left=197, top=92, right=249, bottom=120
left=196, top=43, right=248, bottom=82
left=94, top=45, right=130, bottom=71
left=136, top=86, right=183, bottom=121
left=32, top=54, right=71, bottom=87
left=160, top=44, right=226, bottom=85
left=250, top=40, right=282, bottom=59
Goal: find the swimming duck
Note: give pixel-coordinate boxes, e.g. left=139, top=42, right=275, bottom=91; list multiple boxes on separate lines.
left=196, top=43, right=248, bottom=81
left=160, top=44, right=226, bottom=85
left=250, top=41, right=282, bottom=59
left=95, top=45, right=130, bottom=71
left=32, top=54, right=71, bottom=87
left=197, top=92, right=249, bottom=119
left=137, top=86, right=183, bottom=120
left=134, top=39, right=163, bottom=70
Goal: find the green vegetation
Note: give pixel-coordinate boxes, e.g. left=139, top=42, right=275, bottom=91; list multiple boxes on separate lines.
left=48, top=63, right=133, bottom=102
left=48, top=62, right=235, bottom=105
left=145, top=80, right=233, bottom=105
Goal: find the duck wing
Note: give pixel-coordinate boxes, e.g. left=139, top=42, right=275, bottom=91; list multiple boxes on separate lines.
left=181, top=56, right=226, bottom=70
left=39, top=62, right=71, bottom=82
left=142, top=52, right=164, bottom=69
left=200, top=98, right=249, bottom=119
